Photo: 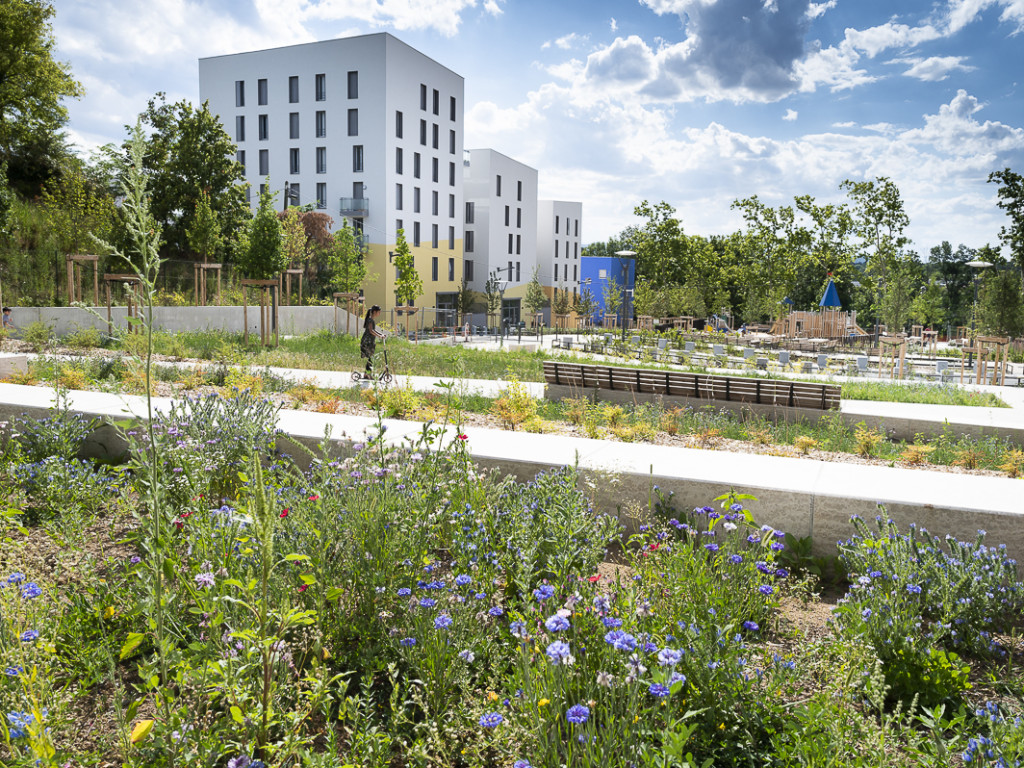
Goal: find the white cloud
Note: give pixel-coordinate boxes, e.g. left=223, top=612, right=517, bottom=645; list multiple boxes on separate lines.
left=901, top=55, right=975, bottom=81
left=610, top=17, right=619, bottom=32
left=543, top=32, right=588, bottom=51
left=806, top=0, right=836, bottom=20
left=832, top=121, right=857, bottom=128
left=945, top=0, right=1024, bottom=34
left=483, top=0, right=505, bottom=15
left=783, top=108, right=798, bottom=121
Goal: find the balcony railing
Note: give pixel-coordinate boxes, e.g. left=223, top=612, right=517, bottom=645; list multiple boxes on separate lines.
left=339, top=197, right=369, bottom=216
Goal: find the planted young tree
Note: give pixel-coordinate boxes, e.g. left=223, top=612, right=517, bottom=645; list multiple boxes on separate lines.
left=456, top=278, right=476, bottom=325
left=186, top=189, right=221, bottom=264
left=552, top=287, right=570, bottom=326
left=483, top=271, right=502, bottom=332
left=280, top=208, right=307, bottom=267
left=989, top=168, right=1024, bottom=275
left=327, top=219, right=368, bottom=295
left=575, top=286, right=597, bottom=326
left=236, top=183, right=285, bottom=280
left=392, top=228, right=422, bottom=307
left=979, top=258, right=1024, bottom=338
left=910, top=277, right=946, bottom=329
left=523, top=267, right=547, bottom=327
left=602, top=274, right=623, bottom=324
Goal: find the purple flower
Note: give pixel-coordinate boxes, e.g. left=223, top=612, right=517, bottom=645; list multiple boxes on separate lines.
left=729, top=554, right=743, bottom=564
left=546, top=640, right=573, bottom=665
left=742, top=621, right=759, bottom=632
left=227, top=758, right=251, bottom=768
left=533, top=584, right=555, bottom=601
left=129, top=556, right=141, bottom=565
left=704, top=543, right=720, bottom=553
left=397, top=587, right=411, bottom=596
left=758, top=584, right=774, bottom=596
left=479, top=712, right=503, bottom=728
left=604, top=630, right=637, bottom=651
left=419, top=597, right=436, bottom=609
left=906, top=584, right=922, bottom=594
left=601, top=616, right=622, bottom=629
left=455, top=574, right=473, bottom=587
left=19, top=630, right=39, bottom=643
left=510, top=620, right=527, bottom=638
left=513, top=761, right=533, bottom=768
left=649, top=683, right=670, bottom=698
left=862, top=608, right=872, bottom=619
left=6, top=572, right=25, bottom=585
left=566, top=704, right=590, bottom=724
left=399, top=637, right=416, bottom=646
left=194, top=572, right=215, bottom=590
left=488, top=605, right=504, bottom=617
left=657, top=647, right=683, bottom=666
left=544, top=614, right=570, bottom=632
left=458, top=649, right=475, bottom=662
left=434, top=614, right=453, bottom=630
left=20, top=583, right=41, bottom=599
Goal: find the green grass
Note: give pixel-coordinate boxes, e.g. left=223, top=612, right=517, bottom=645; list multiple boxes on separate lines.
left=841, top=380, right=1008, bottom=407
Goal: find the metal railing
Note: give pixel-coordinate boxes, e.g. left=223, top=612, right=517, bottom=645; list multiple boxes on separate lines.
left=339, top=197, right=369, bottom=216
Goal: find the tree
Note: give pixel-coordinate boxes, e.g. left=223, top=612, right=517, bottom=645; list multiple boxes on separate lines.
left=392, top=228, right=422, bottom=307
left=632, top=200, right=684, bottom=285
left=456, top=278, right=476, bottom=325
left=978, top=252, right=1024, bottom=337
left=879, top=257, right=922, bottom=333
left=326, top=218, right=368, bottom=294
left=574, top=287, right=598, bottom=325
left=483, top=271, right=502, bottom=330
left=135, top=93, right=248, bottom=257
left=602, top=273, right=622, bottom=320
left=732, top=196, right=799, bottom=321
left=989, top=169, right=1024, bottom=275
left=551, top=287, right=570, bottom=317
left=929, top=241, right=973, bottom=329
left=632, top=278, right=658, bottom=318
left=910, top=277, right=946, bottom=328
left=0, top=1, right=83, bottom=194
left=280, top=208, right=307, bottom=267
left=523, top=267, right=547, bottom=324
left=0, top=162, right=14, bottom=239
left=235, top=183, right=284, bottom=279
left=186, top=189, right=221, bottom=263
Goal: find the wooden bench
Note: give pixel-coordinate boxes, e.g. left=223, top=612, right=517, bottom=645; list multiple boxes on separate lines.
left=543, top=361, right=841, bottom=411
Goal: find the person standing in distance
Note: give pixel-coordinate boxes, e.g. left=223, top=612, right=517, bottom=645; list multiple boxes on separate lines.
left=360, top=304, right=386, bottom=378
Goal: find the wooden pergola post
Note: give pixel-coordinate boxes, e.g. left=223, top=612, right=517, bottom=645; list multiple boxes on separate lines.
left=241, top=278, right=281, bottom=347
left=67, top=254, right=101, bottom=305
left=104, top=274, right=143, bottom=335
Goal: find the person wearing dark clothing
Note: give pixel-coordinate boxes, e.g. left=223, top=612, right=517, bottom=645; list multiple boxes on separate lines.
left=360, top=305, right=385, bottom=376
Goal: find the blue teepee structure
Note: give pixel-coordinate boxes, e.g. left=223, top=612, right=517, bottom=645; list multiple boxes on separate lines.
left=819, top=278, right=841, bottom=308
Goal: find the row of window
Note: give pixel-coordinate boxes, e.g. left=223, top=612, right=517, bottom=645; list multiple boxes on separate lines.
left=394, top=219, right=458, bottom=251
left=235, top=109, right=353, bottom=142
left=455, top=260, right=582, bottom=288
left=252, top=181, right=329, bottom=210
left=238, top=146, right=361, bottom=176
left=419, top=84, right=457, bottom=122
left=235, top=72, right=353, bottom=108
left=494, top=175, right=524, bottom=201
left=555, top=215, right=581, bottom=237
left=553, top=263, right=579, bottom=283
left=394, top=112, right=458, bottom=153
left=554, top=240, right=580, bottom=259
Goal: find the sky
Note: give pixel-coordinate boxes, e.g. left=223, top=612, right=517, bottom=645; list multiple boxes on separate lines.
left=53, top=0, right=1024, bottom=255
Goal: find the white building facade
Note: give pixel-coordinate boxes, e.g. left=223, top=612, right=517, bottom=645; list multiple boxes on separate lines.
left=198, top=33, right=465, bottom=315
left=537, top=200, right=583, bottom=304
left=462, top=149, right=538, bottom=323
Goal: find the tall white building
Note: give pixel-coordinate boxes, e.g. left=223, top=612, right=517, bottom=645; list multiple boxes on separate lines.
left=198, top=33, right=465, bottom=314
left=462, top=149, right=538, bottom=323
left=537, top=200, right=583, bottom=306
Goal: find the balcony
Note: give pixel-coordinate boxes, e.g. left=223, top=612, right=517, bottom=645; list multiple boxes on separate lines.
left=339, top=197, right=369, bottom=216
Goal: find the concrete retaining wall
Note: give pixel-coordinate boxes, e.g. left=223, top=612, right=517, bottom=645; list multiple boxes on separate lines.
left=9, top=305, right=360, bottom=337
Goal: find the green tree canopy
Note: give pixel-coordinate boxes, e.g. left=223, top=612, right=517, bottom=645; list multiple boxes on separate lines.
left=235, top=183, right=284, bottom=279
left=0, top=0, right=83, bottom=194
left=523, top=267, right=547, bottom=319
left=392, top=228, right=422, bottom=306
left=989, top=168, right=1024, bottom=274
left=39, top=166, right=117, bottom=255
left=186, top=189, right=221, bottom=263
left=327, top=218, right=368, bottom=294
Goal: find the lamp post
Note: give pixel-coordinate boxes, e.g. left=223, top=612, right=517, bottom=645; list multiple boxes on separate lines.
left=966, top=259, right=992, bottom=368
left=577, top=277, right=592, bottom=343
left=489, top=267, right=511, bottom=348
left=614, top=250, right=636, bottom=342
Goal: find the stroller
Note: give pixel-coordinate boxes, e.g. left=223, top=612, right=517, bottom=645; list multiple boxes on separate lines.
left=352, top=336, right=394, bottom=385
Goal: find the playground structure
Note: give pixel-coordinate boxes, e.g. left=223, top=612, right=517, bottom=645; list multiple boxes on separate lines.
left=66, top=254, right=101, bottom=306
left=770, top=309, right=869, bottom=340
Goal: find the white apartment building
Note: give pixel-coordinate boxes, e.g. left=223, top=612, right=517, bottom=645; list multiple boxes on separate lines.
left=462, top=149, right=538, bottom=323
left=198, top=33, right=465, bottom=314
left=537, top=200, right=583, bottom=307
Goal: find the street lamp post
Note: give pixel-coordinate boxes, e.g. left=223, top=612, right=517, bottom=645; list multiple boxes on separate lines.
left=966, top=259, right=992, bottom=368
left=489, top=267, right=511, bottom=348
left=577, top=277, right=592, bottom=343
left=614, top=250, right=636, bottom=342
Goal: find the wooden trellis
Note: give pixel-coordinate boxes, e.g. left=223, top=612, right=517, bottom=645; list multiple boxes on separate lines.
left=879, top=335, right=908, bottom=379
left=333, top=292, right=363, bottom=336
left=67, top=254, right=101, bottom=305
left=282, top=268, right=304, bottom=306
left=961, top=335, right=1010, bottom=386
left=193, top=263, right=222, bottom=306
left=104, top=274, right=143, bottom=335
left=241, top=279, right=280, bottom=347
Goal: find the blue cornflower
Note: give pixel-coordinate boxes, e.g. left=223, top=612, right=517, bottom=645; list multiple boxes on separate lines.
left=434, top=614, right=453, bottom=629
left=601, top=616, right=623, bottom=629
left=419, top=597, right=437, bottom=608
left=7, top=572, right=26, bottom=585
left=20, top=583, right=42, bottom=599
left=604, top=630, right=637, bottom=651
left=544, top=614, right=570, bottom=632
left=729, top=554, right=743, bottom=564
left=454, top=574, right=473, bottom=587
left=488, top=606, right=504, bottom=617
left=479, top=712, right=503, bottom=728
left=862, top=608, right=873, bottom=619
left=566, top=704, right=590, bottom=724
left=458, top=649, right=475, bottom=662
left=5, top=666, right=24, bottom=677
left=758, top=584, right=774, bottom=596
left=545, top=640, right=573, bottom=665
left=227, top=757, right=251, bottom=768
left=670, top=671, right=686, bottom=686
left=649, top=683, right=670, bottom=698
left=657, top=648, right=683, bottom=667
left=906, top=584, right=922, bottom=594
left=400, top=637, right=416, bottom=646
left=19, top=630, right=39, bottom=643
left=513, top=761, right=533, bottom=768
left=705, top=543, right=720, bottom=553
left=533, top=584, right=555, bottom=601
left=397, top=587, right=412, bottom=596
left=742, top=621, right=759, bottom=631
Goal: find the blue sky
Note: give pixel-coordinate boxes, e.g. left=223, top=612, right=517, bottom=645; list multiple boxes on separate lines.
left=54, top=0, right=1024, bottom=254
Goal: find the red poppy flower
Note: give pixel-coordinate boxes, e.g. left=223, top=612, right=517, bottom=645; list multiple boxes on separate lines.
left=280, top=509, right=289, bottom=518
left=298, top=584, right=308, bottom=593
left=588, top=575, right=600, bottom=583
left=457, top=433, right=468, bottom=441
left=308, top=495, right=320, bottom=501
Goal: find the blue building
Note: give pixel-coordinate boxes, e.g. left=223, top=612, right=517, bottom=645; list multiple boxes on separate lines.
left=580, top=255, right=635, bottom=326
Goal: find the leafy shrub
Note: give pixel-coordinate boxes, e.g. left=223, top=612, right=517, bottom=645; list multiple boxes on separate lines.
left=22, top=321, right=53, bottom=351
left=563, top=397, right=588, bottom=426
left=63, top=325, right=102, bottom=349
left=9, top=455, right=123, bottom=528
left=999, top=449, right=1024, bottom=478
left=794, top=435, right=818, bottom=454
left=57, top=367, right=87, bottom=390
left=489, top=377, right=537, bottom=430
left=901, top=444, right=934, bottom=464
left=380, top=381, right=422, bottom=418
left=854, top=425, right=885, bottom=457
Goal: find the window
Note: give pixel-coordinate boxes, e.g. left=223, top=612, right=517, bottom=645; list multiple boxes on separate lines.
left=555, top=241, right=559, bottom=258
left=448, top=194, right=455, bottom=218
left=347, top=109, right=358, bottom=136
left=465, top=202, right=474, bottom=223
left=396, top=147, right=403, bottom=174
left=236, top=150, right=245, bottom=172
left=555, top=216, right=559, bottom=234
left=246, top=186, right=251, bottom=204
left=235, top=80, right=245, bottom=107
left=314, top=73, right=326, bottom=101
left=396, top=219, right=403, bottom=234
left=315, top=110, right=326, bottom=137
left=554, top=265, right=558, bottom=283
left=504, top=206, right=510, bottom=226
left=432, top=256, right=438, bottom=280
left=449, top=162, right=455, bottom=186
left=260, top=183, right=267, bottom=197
left=517, top=180, right=522, bottom=201
left=419, top=119, right=427, bottom=145
left=448, top=227, right=455, bottom=251
left=348, top=71, right=360, bottom=99
left=507, top=233, right=513, bottom=253
left=258, top=114, right=268, bottom=140
left=516, top=208, right=521, bottom=228
left=516, top=262, right=520, bottom=282
left=289, top=148, right=300, bottom=174
left=395, top=110, right=403, bottom=138
left=288, top=76, right=299, bottom=103
left=574, top=242, right=579, bottom=258
left=496, top=175, right=502, bottom=196
left=450, top=95, right=456, bottom=121
left=432, top=123, right=438, bottom=149
left=516, top=234, right=521, bottom=255
left=575, top=219, right=579, bottom=237
left=413, top=222, right=421, bottom=246
left=465, top=230, right=474, bottom=252
left=432, top=224, right=438, bottom=249
left=413, top=187, right=420, bottom=213
left=464, top=260, right=474, bottom=281
left=420, top=83, right=427, bottom=110
left=449, top=130, right=455, bottom=154
left=258, top=78, right=267, bottom=105
left=312, top=146, right=325, bottom=174
left=316, top=182, right=327, bottom=209
left=395, top=183, right=403, bottom=210
left=235, top=115, right=245, bottom=142
left=573, top=264, right=578, bottom=282
left=289, top=112, right=299, bottom=139
left=432, top=157, right=438, bottom=183
left=351, top=145, right=361, bottom=173
left=432, top=88, right=439, bottom=115
left=448, top=256, right=455, bottom=280
left=413, top=153, right=421, bottom=178
left=564, top=264, right=568, bottom=282
left=258, top=149, right=268, bottom=175
left=508, top=261, right=513, bottom=281
left=432, top=190, right=438, bottom=216
left=289, top=183, right=300, bottom=204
